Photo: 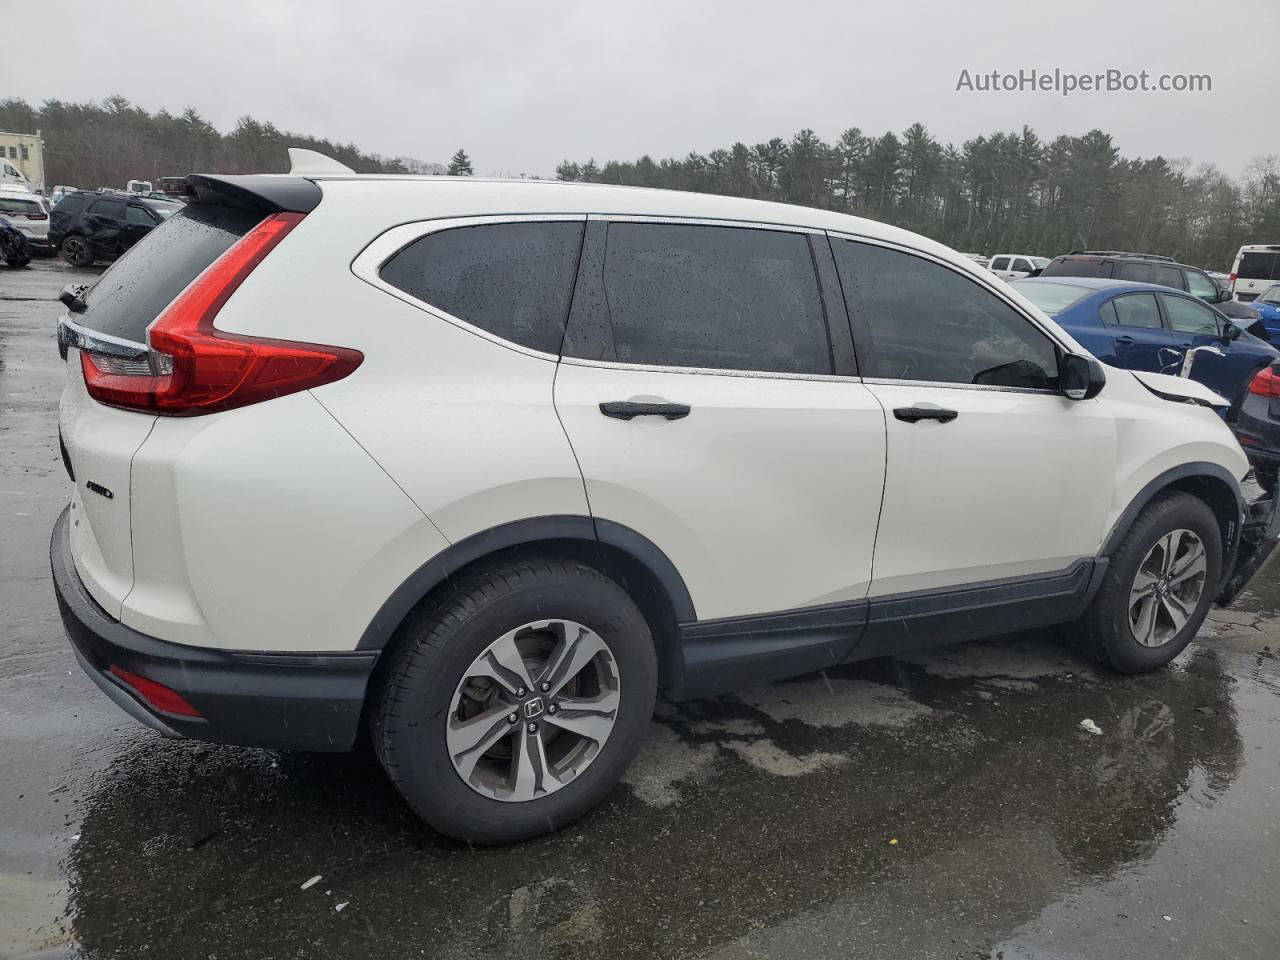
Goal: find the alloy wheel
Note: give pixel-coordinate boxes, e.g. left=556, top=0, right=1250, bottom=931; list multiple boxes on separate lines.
left=1128, top=529, right=1207, bottom=648
left=445, top=619, right=621, bottom=802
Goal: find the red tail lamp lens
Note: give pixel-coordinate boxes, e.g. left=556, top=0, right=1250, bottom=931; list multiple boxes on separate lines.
left=81, top=212, right=362, bottom=415
left=109, top=665, right=202, bottom=717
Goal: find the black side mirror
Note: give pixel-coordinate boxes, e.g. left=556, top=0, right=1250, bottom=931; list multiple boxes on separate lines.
left=1060, top=352, right=1107, bottom=401
left=1220, top=322, right=1243, bottom=342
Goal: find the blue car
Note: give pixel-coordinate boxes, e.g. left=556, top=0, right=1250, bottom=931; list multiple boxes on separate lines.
left=1249, top=283, right=1280, bottom=337
left=1012, top=277, right=1278, bottom=415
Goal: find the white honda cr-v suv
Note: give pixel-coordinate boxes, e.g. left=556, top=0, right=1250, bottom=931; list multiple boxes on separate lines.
left=52, top=153, right=1279, bottom=843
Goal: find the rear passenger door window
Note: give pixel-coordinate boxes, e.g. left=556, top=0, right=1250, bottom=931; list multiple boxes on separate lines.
left=830, top=238, right=1059, bottom=390
left=596, top=222, right=832, bottom=374
left=1104, top=293, right=1162, bottom=329
left=379, top=221, right=585, bottom=355
left=1116, top=262, right=1155, bottom=284
left=1152, top=265, right=1186, bottom=290
left=90, top=199, right=126, bottom=222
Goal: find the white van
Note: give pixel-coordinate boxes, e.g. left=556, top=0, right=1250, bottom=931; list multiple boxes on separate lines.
left=1, top=158, right=32, bottom=189
left=1230, top=245, right=1280, bottom=302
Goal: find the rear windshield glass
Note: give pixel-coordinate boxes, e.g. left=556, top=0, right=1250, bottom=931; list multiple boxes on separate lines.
left=78, top=204, right=260, bottom=343
left=0, top=197, right=41, bottom=215
left=1010, top=281, right=1089, bottom=314
left=1238, top=252, right=1280, bottom=281
left=1040, top=258, right=1111, bottom=279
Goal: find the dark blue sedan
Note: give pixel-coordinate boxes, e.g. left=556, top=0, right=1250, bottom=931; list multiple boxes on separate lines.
left=1013, top=277, right=1279, bottom=415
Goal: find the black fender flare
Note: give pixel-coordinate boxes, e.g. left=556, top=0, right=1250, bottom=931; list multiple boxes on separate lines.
left=355, top=515, right=696, bottom=651
left=1097, top=462, right=1245, bottom=598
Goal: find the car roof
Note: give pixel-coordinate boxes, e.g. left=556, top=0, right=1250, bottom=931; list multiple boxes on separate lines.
left=1052, top=252, right=1202, bottom=271
left=1015, top=277, right=1198, bottom=296
left=305, top=174, right=972, bottom=266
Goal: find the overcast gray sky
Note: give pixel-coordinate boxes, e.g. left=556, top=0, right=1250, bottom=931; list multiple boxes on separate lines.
left=6, top=0, right=1279, bottom=177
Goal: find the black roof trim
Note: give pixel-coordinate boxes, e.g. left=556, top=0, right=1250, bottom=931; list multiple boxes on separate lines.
left=183, top=174, right=322, bottom=214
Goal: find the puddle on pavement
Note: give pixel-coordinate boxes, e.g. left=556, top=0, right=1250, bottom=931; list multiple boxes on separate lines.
left=60, top=638, right=1249, bottom=960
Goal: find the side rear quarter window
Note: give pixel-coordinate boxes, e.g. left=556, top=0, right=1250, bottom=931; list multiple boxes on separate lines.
left=591, top=222, right=832, bottom=375
left=831, top=239, right=1059, bottom=390
left=379, top=221, right=585, bottom=355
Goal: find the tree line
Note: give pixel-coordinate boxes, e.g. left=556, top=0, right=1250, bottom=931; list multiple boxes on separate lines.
left=2, top=96, right=1275, bottom=270
left=0, top=96, right=447, bottom=190
left=555, top=125, right=1280, bottom=271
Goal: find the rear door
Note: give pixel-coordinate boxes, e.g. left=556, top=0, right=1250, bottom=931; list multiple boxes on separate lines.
left=554, top=218, right=887, bottom=627
left=85, top=198, right=128, bottom=256
left=989, top=256, right=1011, bottom=279
left=58, top=203, right=263, bottom=616
left=829, top=235, right=1115, bottom=597
left=1100, top=292, right=1182, bottom=374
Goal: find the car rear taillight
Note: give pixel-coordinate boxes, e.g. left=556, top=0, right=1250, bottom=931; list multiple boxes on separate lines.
left=1248, top=366, right=1280, bottom=399
left=1229, top=273, right=1237, bottom=286
left=109, top=665, right=202, bottom=717
left=80, top=212, right=362, bottom=416
left=26, top=211, right=47, bottom=220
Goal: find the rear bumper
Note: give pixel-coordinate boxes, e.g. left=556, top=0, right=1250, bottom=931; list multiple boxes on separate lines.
left=50, top=506, right=376, bottom=751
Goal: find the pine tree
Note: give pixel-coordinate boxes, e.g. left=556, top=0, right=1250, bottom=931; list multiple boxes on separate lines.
left=447, top=149, right=473, bottom=176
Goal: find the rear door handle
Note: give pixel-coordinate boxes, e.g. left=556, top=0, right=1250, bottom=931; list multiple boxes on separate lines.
left=599, top=401, right=691, bottom=421
left=1114, top=335, right=1135, bottom=345
left=893, top=406, right=958, bottom=424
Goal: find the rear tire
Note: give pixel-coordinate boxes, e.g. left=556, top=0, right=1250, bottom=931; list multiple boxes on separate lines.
left=372, top=557, right=657, bottom=844
left=61, top=235, right=94, bottom=267
left=1078, top=492, right=1221, bottom=673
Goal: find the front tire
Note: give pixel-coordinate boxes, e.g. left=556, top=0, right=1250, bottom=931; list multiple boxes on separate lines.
left=1079, top=492, right=1221, bottom=673
left=372, top=557, right=657, bottom=844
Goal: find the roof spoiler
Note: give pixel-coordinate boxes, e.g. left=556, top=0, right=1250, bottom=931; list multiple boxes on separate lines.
left=182, top=174, right=323, bottom=214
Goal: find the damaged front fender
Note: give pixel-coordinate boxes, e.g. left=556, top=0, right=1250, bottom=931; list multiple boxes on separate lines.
left=1216, top=487, right=1280, bottom=607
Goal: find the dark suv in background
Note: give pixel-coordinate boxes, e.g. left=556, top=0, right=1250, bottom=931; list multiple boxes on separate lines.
left=49, top=191, right=183, bottom=266
left=1041, top=251, right=1232, bottom=305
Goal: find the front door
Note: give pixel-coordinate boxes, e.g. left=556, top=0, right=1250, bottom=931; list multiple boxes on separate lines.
left=829, top=234, right=1116, bottom=597
left=554, top=219, right=887, bottom=626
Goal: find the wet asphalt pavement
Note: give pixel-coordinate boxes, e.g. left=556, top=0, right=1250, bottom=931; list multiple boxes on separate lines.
left=2, top=260, right=1279, bottom=959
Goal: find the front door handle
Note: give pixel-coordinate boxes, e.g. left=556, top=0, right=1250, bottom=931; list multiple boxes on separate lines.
left=1114, top=335, right=1136, bottom=345
left=599, top=401, right=691, bottom=421
left=893, top=406, right=958, bottom=424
